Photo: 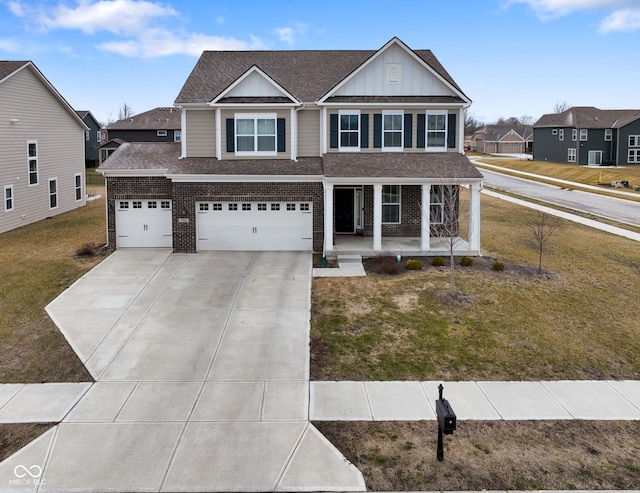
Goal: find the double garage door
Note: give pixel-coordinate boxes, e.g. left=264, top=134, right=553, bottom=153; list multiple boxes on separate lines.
left=116, top=200, right=173, bottom=248
left=196, top=201, right=312, bottom=251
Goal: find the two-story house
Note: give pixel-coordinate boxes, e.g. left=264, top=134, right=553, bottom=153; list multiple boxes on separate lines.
left=534, top=106, right=640, bottom=166
left=1, top=61, right=88, bottom=235
left=76, top=110, right=102, bottom=168
left=100, top=107, right=181, bottom=165
left=471, top=124, right=533, bottom=155
left=98, top=37, right=483, bottom=255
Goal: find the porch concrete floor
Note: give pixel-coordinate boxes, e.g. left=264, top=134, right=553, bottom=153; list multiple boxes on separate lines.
left=327, top=236, right=475, bottom=257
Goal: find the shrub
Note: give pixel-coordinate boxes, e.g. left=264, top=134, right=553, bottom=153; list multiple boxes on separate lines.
left=431, top=256, right=445, bottom=267
left=460, top=256, right=474, bottom=267
left=493, top=261, right=505, bottom=271
left=377, top=255, right=403, bottom=275
left=405, top=259, right=423, bottom=270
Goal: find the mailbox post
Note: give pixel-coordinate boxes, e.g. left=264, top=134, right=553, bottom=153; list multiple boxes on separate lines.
left=435, top=384, right=456, bottom=461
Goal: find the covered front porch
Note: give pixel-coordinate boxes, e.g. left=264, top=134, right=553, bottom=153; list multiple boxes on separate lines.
left=329, top=235, right=475, bottom=257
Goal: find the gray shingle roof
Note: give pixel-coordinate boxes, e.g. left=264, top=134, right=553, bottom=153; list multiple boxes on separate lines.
left=106, top=107, right=181, bottom=130
left=0, top=61, right=29, bottom=81
left=175, top=48, right=466, bottom=105
left=472, top=124, right=533, bottom=142
left=535, top=107, right=640, bottom=129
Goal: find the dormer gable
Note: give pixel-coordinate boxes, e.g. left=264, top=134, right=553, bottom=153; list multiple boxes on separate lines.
left=211, top=65, right=300, bottom=105
left=319, top=37, right=470, bottom=104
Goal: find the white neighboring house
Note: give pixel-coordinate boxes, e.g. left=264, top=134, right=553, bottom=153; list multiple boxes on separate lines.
left=0, top=61, right=88, bottom=234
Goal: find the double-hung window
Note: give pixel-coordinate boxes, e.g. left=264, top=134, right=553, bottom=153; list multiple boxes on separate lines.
left=629, top=136, right=640, bottom=163
left=572, top=129, right=577, bottom=141
left=382, top=185, right=400, bottom=223
left=27, top=141, right=38, bottom=186
left=605, top=129, right=612, bottom=141
left=383, top=112, right=403, bottom=150
left=568, top=148, right=576, bottom=163
left=430, top=186, right=444, bottom=224
left=4, top=185, right=13, bottom=212
left=426, top=111, right=447, bottom=151
left=558, top=129, right=564, bottom=141
left=339, top=111, right=360, bottom=150
left=174, top=130, right=181, bottom=142
left=579, top=129, right=588, bottom=141
left=96, top=130, right=101, bottom=143
left=235, top=113, right=277, bottom=155
left=49, top=178, right=58, bottom=210
left=75, top=173, right=83, bottom=201
left=628, top=135, right=640, bottom=147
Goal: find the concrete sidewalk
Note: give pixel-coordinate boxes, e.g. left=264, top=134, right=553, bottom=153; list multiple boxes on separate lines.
left=310, top=380, right=640, bottom=421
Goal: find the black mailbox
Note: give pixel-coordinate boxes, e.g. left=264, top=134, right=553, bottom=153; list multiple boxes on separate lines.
left=436, top=398, right=456, bottom=435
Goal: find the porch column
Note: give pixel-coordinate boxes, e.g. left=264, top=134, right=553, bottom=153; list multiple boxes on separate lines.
left=324, top=182, right=334, bottom=254
left=469, top=183, right=481, bottom=252
left=373, top=184, right=382, bottom=251
left=421, top=184, right=431, bottom=251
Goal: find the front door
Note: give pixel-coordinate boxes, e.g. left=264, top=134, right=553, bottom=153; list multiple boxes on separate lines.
left=335, top=188, right=355, bottom=233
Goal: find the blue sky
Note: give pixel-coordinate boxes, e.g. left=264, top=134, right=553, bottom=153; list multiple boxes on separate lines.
left=2, top=0, right=640, bottom=125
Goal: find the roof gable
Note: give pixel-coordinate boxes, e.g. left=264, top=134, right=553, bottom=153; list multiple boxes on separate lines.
left=320, top=37, right=469, bottom=104
left=212, top=65, right=299, bottom=104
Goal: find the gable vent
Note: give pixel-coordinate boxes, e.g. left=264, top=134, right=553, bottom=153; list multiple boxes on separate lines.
left=387, top=63, right=401, bottom=85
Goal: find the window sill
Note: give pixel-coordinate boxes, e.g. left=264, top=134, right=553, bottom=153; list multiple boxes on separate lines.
left=235, top=151, right=278, bottom=157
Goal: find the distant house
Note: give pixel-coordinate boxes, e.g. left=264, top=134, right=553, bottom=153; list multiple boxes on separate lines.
left=0, top=61, right=87, bottom=235
left=76, top=110, right=101, bottom=168
left=100, top=107, right=181, bottom=164
left=534, top=106, right=640, bottom=166
left=471, top=125, right=533, bottom=154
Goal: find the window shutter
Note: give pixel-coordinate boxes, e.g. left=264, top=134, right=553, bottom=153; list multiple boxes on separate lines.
left=417, top=114, right=426, bottom=148
left=360, top=114, right=369, bottom=148
left=277, top=118, right=286, bottom=152
left=226, top=119, right=234, bottom=152
left=373, top=113, right=382, bottom=148
left=330, top=114, right=338, bottom=149
left=447, top=113, right=457, bottom=149
left=404, top=114, right=413, bottom=148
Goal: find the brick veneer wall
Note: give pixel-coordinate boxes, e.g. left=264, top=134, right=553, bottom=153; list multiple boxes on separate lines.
left=362, top=185, right=459, bottom=237
left=106, top=176, right=173, bottom=247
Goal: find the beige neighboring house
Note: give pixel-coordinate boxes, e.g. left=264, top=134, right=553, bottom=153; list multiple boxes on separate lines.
left=1, top=61, right=88, bottom=234
left=471, top=124, right=533, bottom=154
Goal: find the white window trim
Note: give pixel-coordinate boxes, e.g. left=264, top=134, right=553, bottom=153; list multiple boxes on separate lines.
left=338, top=109, right=360, bottom=152
left=425, top=110, right=448, bottom=152
left=604, top=129, right=612, bottom=141
left=96, top=130, right=101, bottom=143
left=235, top=112, right=278, bottom=157
left=157, top=130, right=168, bottom=137
left=552, top=129, right=558, bottom=135
left=572, top=129, right=577, bottom=141
left=382, top=184, right=401, bottom=224
left=382, top=110, right=404, bottom=151
left=174, top=129, right=181, bottom=142
left=430, top=185, right=444, bottom=224
left=580, top=129, right=588, bottom=141
left=588, top=150, right=602, bottom=165
left=48, top=177, right=58, bottom=210
left=628, top=149, right=640, bottom=163
left=628, top=135, right=640, bottom=147
left=559, top=129, right=564, bottom=141
left=27, top=140, right=38, bottom=187
left=74, top=173, right=83, bottom=202
left=85, top=131, right=90, bottom=141
left=568, top=148, right=576, bottom=163
left=4, top=185, right=14, bottom=212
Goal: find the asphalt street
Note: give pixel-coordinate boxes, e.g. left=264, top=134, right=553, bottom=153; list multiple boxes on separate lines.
left=479, top=168, right=640, bottom=227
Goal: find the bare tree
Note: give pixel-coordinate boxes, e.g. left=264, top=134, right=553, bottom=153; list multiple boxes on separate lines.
left=528, top=210, right=561, bottom=274
left=464, top=111, right=484, bottom=135
left=519, top=115, right=536, bottom=125
left=118, top=103, right=135, bottom=120
left=553, top=101, right=571, bottom=114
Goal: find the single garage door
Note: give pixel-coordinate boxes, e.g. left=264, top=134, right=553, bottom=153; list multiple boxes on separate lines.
left=196, top=201, right=312, bottom=251
left=116, top=200, right=173, bottom=248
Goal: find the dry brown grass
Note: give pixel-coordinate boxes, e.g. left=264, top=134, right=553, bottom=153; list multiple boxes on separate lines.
left=316, top=421, right=640, bottom=491
left=0, top=424, right=55, bottom=462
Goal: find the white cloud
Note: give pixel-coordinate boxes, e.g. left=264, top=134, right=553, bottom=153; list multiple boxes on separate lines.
left=7, top=1, right=25, bottom=16
left=274, top=22, right=309, bottom=46
left=0, top=38, right=21, bottom=52
left=600, top=7, right=640, bottom=30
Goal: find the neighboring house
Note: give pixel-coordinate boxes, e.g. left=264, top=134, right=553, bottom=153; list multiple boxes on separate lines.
left=76, top=110, right=102, bottom=168
left=98, top=37, right=483, bottom=255
left=1, top=61, right=88, bottom=235
left=534, top=106, right=640, bottom=166
left=471, top=125, right=533, bottom=154
left=100, top=107, right=181, bottom=165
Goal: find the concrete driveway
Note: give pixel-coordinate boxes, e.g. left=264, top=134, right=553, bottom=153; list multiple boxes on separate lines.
left=0, top=250, right=364, bottom=492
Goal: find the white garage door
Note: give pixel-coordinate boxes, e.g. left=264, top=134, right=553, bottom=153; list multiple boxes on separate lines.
left=196, top=201, right=312, bottom=251
left=116, top=200, right=173, bottom=248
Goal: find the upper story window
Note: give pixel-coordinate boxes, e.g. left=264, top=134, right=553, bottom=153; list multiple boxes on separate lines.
left=157, top=130, right=168, bottom=137
left=235, top=113, right=277, bottom=156
left=339, top=111, right=360, bottom=151
left=558, top=129, right=564, bottom=141
left=97, top=131, right=101, bottom=143
left=27, top=141, right=38, bottom=186
left=628, top=135, right=640, bottom=147
left=579, top=129, right=588, bottom=141
left=85, top=131, right=90, bottom=141
left=383, top=112, right=403, bottom=150
left=426, top=111, right=447, bottom=151
left=174, top=130, right=181, bottom=142
left=572, top=129, right=577, bottom=141
left=604, top=129, right=612, bottom=141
